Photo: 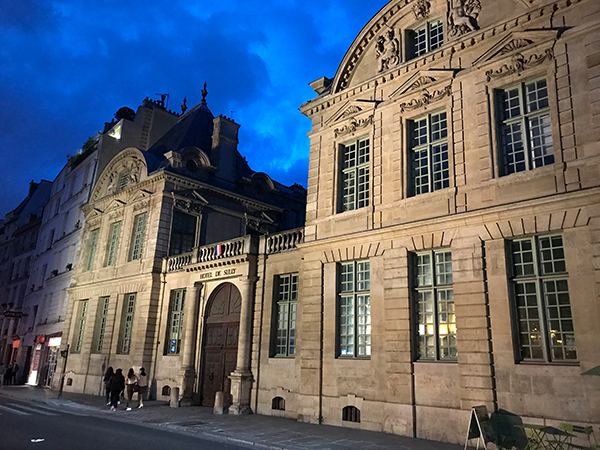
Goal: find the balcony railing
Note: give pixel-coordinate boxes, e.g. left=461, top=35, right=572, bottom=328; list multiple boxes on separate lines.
left=264, top=228, right=304, bottom=254
left=166, top=235, right=254, bottom=273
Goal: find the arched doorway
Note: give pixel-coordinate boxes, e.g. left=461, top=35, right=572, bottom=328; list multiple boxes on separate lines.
left=200, top=282, right=241, bottom=406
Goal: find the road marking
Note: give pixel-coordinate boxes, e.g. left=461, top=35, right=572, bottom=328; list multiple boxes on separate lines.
left=9, top=403, right=58, bottom=416
left=0, top=405, right=31, bottom=416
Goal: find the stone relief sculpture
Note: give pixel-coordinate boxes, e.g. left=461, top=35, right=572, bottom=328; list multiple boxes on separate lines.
left=376, top=29, right=400, bottom=72
left=412, top=0, right=431, bottom=20
left=107, top=172, right=117, bottom=193
left=447, top=0, right=481, bottom=37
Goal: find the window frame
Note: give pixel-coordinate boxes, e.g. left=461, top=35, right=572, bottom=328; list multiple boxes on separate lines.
left=412, top=249, right=456, bottom=362
left=272, top=273, right=298, bottom=358
left=408, top=110, right=450, bottom=196
left=129, top=212, right=147, bottom=261
left=496, top=78, right=554, bottom=176
left=508, top=235, right=577, bottom=363
left=118, top=293, right=136, bottom=355
left=165, top=288, right=186, bottom=355
left=93, top=296, right=110, bottom=353
left=72, top=299, right=89, bottom=354
left=104, top=221, right=122, bottom=266
left=337, top=260, right=371, bottom=358
left=84, top=228, right=100, bottom=271
left=169, top=211, right=197, bottom=256
left=407, top=18, right=444, bottom=60
left=339, top=137, right=370, bottom=213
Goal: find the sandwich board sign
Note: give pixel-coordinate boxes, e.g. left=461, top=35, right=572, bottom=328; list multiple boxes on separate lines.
left=464, top=405, right=496, bottom=449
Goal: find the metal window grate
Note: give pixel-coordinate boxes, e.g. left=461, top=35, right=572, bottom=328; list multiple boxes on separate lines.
left=271, top=397, right=286, bottom=411
left=342, top=406, right=361, bottom=423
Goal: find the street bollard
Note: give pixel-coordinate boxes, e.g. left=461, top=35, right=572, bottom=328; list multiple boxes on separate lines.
left=170, top=387, right=180, bottom=408
left=213, top=391, right=225, bottom=414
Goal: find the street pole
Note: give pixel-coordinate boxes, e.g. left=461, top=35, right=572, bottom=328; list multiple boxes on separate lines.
left=57, top=344, right=69, bottom=399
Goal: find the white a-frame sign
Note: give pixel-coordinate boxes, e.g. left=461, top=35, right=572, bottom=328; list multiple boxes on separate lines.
left=464, top=405, right=496, bottom=449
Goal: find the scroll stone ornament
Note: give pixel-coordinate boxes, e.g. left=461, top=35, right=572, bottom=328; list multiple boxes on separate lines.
left=412, top=0, right=431, bottom=19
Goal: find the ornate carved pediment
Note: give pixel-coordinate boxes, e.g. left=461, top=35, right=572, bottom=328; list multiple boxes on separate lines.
left=173, top=189, right=209, bottom=214
left=472, top=29, right=562, bottom=68
left=106, top=199, right=126, bottom=212
left=108, top=209, right=124, bottom=221
left=91, top=147, right=149, bottom=203
left=325, top=100, right=376, bottom=126
left=398, top=86, right=452, bottom=113
left=485, top=48, right=554, bottom=81
left=390, top=69, right=457, bottom=100
left=334, top=115, right=374, bottom=138
left=133, top=199, right=151, bottom=212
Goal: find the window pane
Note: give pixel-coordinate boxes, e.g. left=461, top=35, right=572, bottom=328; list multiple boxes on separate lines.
left=130, top=213, right=147, bottom=260
left=105, top=222, right=121, bottom=266
left=543, top=279, right=577, bottom=360
left=85, top=229, right=99, bottom=271
left=274, top=273, right=298, bottom=357
left=338, top=261, right=370, bottom=357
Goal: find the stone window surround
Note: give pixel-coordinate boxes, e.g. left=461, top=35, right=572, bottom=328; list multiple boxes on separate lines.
left=272, top=272, right=298, bottom=358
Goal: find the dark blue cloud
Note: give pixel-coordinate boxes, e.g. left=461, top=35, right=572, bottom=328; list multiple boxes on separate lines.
left=0, top=0, right=387, bottom=214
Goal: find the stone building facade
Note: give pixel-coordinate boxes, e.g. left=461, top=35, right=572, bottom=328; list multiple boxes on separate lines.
left=56, top=0, right=599, bottom=445
left=250, top=0, right=599, bottom=444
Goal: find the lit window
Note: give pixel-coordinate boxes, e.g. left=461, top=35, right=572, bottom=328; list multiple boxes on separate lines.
left=413, top=250, right=456, bottom=360
left=105, top=221, right=122, bottom=266
left=341, top=138, right=370, bottom=212
left=129, top=213, right=147, bottom=261
left=509, top=235, right=576, bottom=362
left=409, top=19, right=444, bottom=59
left=339, top=260, right=370, bottom=357
left=409, top=111, right=449, bottom=196
left=118, top=293, right=136, bottom=354
left=165, top=289, right=185, bottom=355
left=498, top=79, right=554, bottom=175
left=273, top=273, right=298, bottom=357
left=85, top=229, right=100, bottom=271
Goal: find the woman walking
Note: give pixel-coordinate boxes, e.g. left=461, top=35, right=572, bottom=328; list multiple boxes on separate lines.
left=124, top=368, right=138, bottom=411
left=137, top=367, right=148, bottom=408
left=103, top=367, right=114, bottom=406
left=109, top=368, right=125, bottom=411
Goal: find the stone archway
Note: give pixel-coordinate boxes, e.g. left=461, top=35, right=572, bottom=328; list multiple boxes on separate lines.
left=200, top=282, right=241, bottom=407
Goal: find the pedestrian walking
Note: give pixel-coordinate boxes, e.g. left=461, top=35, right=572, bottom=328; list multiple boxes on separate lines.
left=109, top=368, right=125, bottom=411
left=5, top=363, right=13, bottom=385
left=11, top=361, right=18, bottom=385
left=124, top=368, right=138, bottom=411
left=137, top=367, right=148, bottom=408
left=0, top=363, right=5, bottom=386
left=103, top=367, right=114, bottom=406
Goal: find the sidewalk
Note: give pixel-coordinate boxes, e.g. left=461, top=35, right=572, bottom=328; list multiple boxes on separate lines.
left=0, top=385, right=464, bottom=450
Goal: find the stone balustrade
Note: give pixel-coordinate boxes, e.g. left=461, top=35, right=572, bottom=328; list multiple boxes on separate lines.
left=165, top=235, right=254, bottom=272
left=265, top=228, right=304, bottom=254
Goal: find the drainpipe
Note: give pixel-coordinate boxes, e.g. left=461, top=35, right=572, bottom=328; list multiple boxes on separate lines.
left=318, top=261, right=324, bottom=424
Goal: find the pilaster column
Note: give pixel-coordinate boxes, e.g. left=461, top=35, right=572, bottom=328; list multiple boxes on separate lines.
left=179, top=282, right=201, bottom=406
left=229, top=277, right=256, bottom=415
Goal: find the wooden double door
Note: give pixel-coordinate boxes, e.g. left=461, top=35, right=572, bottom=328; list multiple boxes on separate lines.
left=200, top=283, right=241, bottom=407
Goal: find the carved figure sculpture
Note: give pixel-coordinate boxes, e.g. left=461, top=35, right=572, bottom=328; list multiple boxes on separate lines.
left=376, top=29, right=400, bottom=72
left=447, top=0, right=481, bottom=37
left=107, top=172, right=117, bottom=193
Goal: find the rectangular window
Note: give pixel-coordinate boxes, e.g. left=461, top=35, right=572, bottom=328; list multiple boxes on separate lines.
left=273, top=273, right=298, bottom=357
left=413, top=250, right=456, bottom=360
left=85, top=229, right=100, bottom=271
left=498, top=79, right=554, bottom=175
left=338, top=260, right=371, bottom=357
left=118, top=171, right=130, bottom=191
left=169, top=211, right=197, bottom=256
left=409, top=111, right=449, bottom=196
left=341, top=138, right=370, bottom=212
left=410, top=19, right=444, bottom=59
left=509, top=235, right=576, bottom=362
left=104, top=221, right=122, bottom=266
left=165, top=289, right=185, bottom=355
left=118, top=293, right=136, bottom=354
left=93, top=296, right=110, bottom=353
left=73, top=299, right=89, bottom=354
left=129, top=213, right=147, bottom=261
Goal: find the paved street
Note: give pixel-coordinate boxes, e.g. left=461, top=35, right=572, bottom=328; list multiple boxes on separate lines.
left=0, top=386, right=465, bottom=450
left=0, top=395, right=247, bottom=450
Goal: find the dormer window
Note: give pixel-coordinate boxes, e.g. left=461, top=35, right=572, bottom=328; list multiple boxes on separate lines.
left=408, top=19, right=444, bottom=59
left=117, top=171, right=130, bottom=191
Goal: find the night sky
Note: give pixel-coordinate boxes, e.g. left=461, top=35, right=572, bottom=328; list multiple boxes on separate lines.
left=0, top=0, right=388, bottom=216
